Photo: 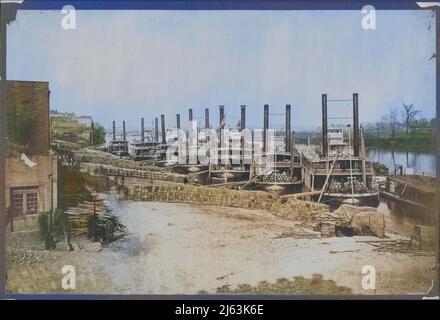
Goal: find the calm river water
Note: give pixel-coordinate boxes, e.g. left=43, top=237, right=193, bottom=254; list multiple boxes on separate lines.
left=366, top=148, right=436, bottom=176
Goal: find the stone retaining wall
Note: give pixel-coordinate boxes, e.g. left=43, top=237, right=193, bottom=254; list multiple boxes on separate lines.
left=99, top=165, right=185, bottom=183
left=81, top=162, right=186, bottom=183
left=73, top=150, right=166, bottom=172
left=125, top=184, right=329, bottom=219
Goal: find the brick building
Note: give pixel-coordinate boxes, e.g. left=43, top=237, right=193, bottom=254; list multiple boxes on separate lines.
left=5, top=81, right=57, bottom=218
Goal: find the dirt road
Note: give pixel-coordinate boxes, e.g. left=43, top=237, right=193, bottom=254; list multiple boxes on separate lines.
left=6, top=194, right=436, bottom=295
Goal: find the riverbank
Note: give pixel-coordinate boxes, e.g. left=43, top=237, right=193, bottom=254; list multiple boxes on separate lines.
left=6, top=194, right=436, bottom=295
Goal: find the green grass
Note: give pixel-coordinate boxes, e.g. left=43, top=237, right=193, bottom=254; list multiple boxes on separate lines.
left=214, top=274, right=352, bottom=295
left=365, top=132, right=434, bottom=152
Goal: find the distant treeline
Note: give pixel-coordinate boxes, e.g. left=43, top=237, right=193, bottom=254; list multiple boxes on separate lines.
left=294, top=131, right=322, bottom=146
left=293, top=103, right=436, bottom=153
left=364, top=131, right=434, bottom=152
left=362, top=103, right=436, bottom=152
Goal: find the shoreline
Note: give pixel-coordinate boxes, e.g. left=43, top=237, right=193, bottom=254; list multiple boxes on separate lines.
left=366, top=146, right=435, bottom=154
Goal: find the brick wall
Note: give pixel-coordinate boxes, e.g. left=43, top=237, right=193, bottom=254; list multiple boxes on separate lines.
left=5, top=154, right=58, bottom=214
left=7, top=81, right=50, bottom=155
left=125, top=184, right=329, bottom=220
left=5, top=81, right=57, bottom=219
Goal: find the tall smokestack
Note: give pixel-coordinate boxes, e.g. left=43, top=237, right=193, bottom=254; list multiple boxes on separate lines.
left=205, top=108, right=209, bottom=129
left=286, top=104, right=291, bottom=153
left=160, top=114, right=166, bottom=144
left=141, top=117, right=145, bottom=142
left=240, top=105, right=246, bottom=165
left=353, top=93, right=359, bottom=157
left=91, top=121, right=95, bottom=145
left=155, top=117, right=159, bottom=142
left=122, top=120, right=126, bottom=141
left=188, top=108, right=194, bottom=162
left=263, top=104, right=269, bottom=153
left=322, top=94, right=328, bottom=157
left=219, top=105, right=225, bottom=129
left=219, top=105, right=225, bottom=149
left=240, top=105, right=246, bottom=130
left=112, top=121, right=116, bottom=141
left=176, top=114, right=181, bottom=129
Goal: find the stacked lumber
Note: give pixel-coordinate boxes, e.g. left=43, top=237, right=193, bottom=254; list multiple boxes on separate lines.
left=67, top=185, right=126, bottom=243
left=357, top=239, right=411, bottom=253
left=66, top=199, right=106, bottom=236
left=314, top=211, right=348, bottom=224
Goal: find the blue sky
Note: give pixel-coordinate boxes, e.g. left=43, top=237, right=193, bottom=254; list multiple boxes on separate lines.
left=7, top=9, right=436, bottom=131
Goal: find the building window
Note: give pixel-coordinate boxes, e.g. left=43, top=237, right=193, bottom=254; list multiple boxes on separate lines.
left=11, top=193, right=24, bottom=216
left=26, top=192, right=38, bottom=215
left=11, top=188, right=39, bottom=217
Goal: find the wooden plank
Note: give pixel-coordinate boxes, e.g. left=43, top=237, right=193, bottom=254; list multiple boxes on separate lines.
left=281, top=190, right=322, bottom=199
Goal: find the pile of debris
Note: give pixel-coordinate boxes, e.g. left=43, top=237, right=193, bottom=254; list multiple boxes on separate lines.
left=313, top=204, right=385, bottom=238
left=357, top=239, right=412, bottom=253
left=66, top=186, right=126, bottom=244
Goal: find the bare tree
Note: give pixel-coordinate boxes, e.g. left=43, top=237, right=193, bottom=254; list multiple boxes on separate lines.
left=383, top=107, right=398, bottom=139
left=401, top=103, right=421, bottom=137
left=375, top=121, right=382, bottom=138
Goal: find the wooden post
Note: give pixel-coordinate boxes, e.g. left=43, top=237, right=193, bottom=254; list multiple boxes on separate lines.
left=0, top=3, right=10, bottom=293
left=285, top=104, right=291, bottom=153
left=362, top=159, right=367, bottom=186
left=435, top=8, right=440, bottom=291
